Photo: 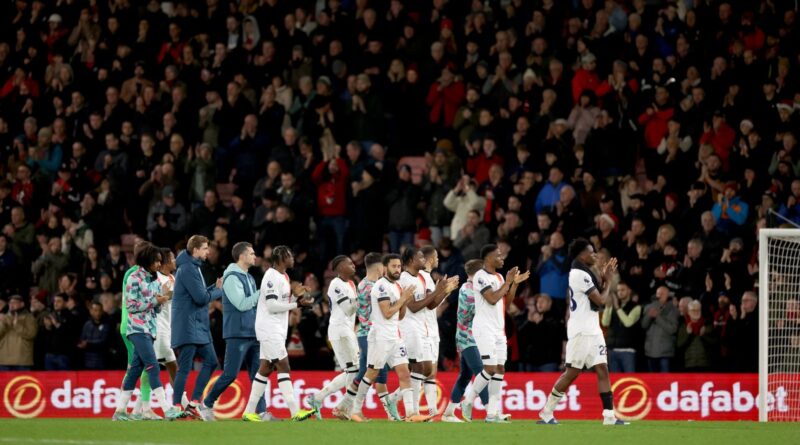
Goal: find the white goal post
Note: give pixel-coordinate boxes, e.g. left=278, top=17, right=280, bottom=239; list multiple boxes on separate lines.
left=758, top=228, right=800, bottom=422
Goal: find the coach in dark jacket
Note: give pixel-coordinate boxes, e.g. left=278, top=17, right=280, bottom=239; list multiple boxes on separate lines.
left=171, top=235, right=224, bottom=416
left=202, top=242, right=269, bottom=418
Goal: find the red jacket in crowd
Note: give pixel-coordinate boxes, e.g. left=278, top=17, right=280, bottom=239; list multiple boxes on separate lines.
left=700, top=122, right=736, bottom=167
left=638, top=106, right=675, bottom=150
left=426, top=79, right=465, bottom=128
left=311, top=158, right=349, bottom=217
left=467, top=152, right=504, bottom=185
left=571, top=68, right=601, bottom=103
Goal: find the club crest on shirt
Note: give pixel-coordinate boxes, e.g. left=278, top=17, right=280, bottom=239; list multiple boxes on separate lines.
left=477, top=277, right=486, bottom=286
left=267, top=281, right=273, bottom=288
left=584, top=277, right=590, bottom=284
left=334, top=287, right=341, bottom=294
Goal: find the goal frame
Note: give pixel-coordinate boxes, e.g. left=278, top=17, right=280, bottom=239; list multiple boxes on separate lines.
left=758, top=228, right=800, bottom=422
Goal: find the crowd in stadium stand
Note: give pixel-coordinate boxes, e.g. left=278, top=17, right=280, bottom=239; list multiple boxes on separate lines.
left=1, top=0, right=798, bottom=374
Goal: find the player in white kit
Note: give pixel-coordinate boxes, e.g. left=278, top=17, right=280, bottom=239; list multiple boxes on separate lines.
left=155, top=248, right=178, bottom=381
left=242, top=246, right=315, bottom=422
left=305, top=255, right=360, bottom=418
left=537, top=238, right=628, bottom=426
left=350, top=254, right=428, bottom=422
left=461, top=244, right=529, bottom=423
left=398, top=248, right=458, bottom=418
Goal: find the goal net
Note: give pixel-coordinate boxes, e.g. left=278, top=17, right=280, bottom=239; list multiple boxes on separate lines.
left=759, top=229, right=800, bottom=422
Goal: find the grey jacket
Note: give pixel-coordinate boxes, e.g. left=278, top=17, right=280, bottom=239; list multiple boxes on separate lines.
left=641, top=301, right=679, bottom=358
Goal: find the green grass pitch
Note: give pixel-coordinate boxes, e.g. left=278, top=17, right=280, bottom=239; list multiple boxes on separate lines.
left=1, top=419, right=799, bottom=445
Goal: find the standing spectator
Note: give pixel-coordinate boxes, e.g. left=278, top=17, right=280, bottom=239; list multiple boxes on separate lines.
left=0, top=295, right=38, bottom=370
left=312, top=155, right=349, bottom=263
left=453, top=210, right=490, bottom=260
left=444, top=175, right=486, bottom=237
left=729, top=291, right=758, bottom=372
left=641, top=286, right=679, bottom=372
left=32, top=237, right=69, bottom=294
left=602, top=281, right=642, bottom=373
left=77, top=301, right=111, bottom=369
left=676, top=300, right=717, bottom=371
left=426, top=65, right=465, bottom=132
left=171, top=235, right=223, bottom=418
left=41, top=294, right=73, bottom=370
left=146, top=186, right=187, bottom=248
left=536, top=232, right=569, bottom=306
left=517, top=294, right=565, bottom=372
left=386, top=165, right=421, bottom=252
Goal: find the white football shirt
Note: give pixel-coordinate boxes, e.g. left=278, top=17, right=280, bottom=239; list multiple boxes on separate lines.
left=256, top=267, right=293, bottom=340
left=328, top=277, right=357, bottom=329
left=369, top=277, right=402, bottom=341
left=398, top=271, right=431, bottom=337
left=156, top=272, right=174, bottom=336
left=472, top=269, right=505, bottom=335
left=566, top=266, right=603, bottom=338
left=419, top=270, right=440, bottom=340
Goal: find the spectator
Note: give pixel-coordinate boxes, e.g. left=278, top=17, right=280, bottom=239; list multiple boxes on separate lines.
left=454, top=210, right=490, bottom=261
left=602, top=282, right=642, bottom=373
left=146, top=186, right=187, bottom=248
left=729, top=291, right=758, bottom=372
left=311, top=154, right=349, bottom=263
left=443, top=176, right=486, bottom=240
left=41, top=294, right=73, bottom=370
left=535, top=166, right=566, bottom=214
left=32, top=237, right=69, bottom=294
left=78, top=300, right=111, bottom=369
left=536, top=232, right=569, bottom=304
left=642, top=286, right=679, bottom=372
left=517, top=294, right=565, bottom=372
left=676, top=300, right=717, bottom=372
left=711, top=182, right=749, bottom=236
left=0, top=295, right=38, bottom=370
left=386, top=165, right=421, bottom=252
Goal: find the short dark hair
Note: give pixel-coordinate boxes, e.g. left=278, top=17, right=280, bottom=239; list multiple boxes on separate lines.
left=421, top=245, right=437, bottom=258
left=568, top=237, right=592, bottom=259
left=465, top=259, right=483, bottom=276
left=160, top=247, right=173, bottom=262
left=136, top=244, right=162, bottom=269
left=332, top=255, right=349, bottom=271
left=480, top=244, right=497, bottom=260
left=232, top=242, right=252, bottom=262
left=401, top=247, right=418, bottom=266
left=382, top=253, right=401, bottom=266
left=364, top=252, right=382, bottom=268
left=271, top=245, right=293, bottom=264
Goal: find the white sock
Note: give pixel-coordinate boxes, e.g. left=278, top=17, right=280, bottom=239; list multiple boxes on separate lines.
left=345, top=366, right=358, bottom=390
left=444, top=401, right=458, bottom=416
left=603, top=409, right=615, bottom=418
left=277, top=373, right=298, bottom=416
left=401, top=387, right=414, bottom=417
left=464, top=371, right=491, bottom=406
left=410, top=372, right=425, bottom=415
left=316, top=372, right=348, bottom=403
left=424, top=379, right=438, bottom=416
left=487, top=374, right=504, bottom=418
left=142, top=399, right=151, bottom=411
left=132, top=396, right=142, bottom=414
left=543, top=389, right=564, bottom=413
left=117, top=390, right=133, bottom=413
left=245, top=372, right=269, bottom=414
left=152, top=387, right=168, bottom=414
left=352, top=377, right=372, bottom=414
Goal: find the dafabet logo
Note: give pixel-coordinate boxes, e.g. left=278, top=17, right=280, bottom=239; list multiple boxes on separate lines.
left=3, top=375, right=46, bottom=419
left=612, top=377, right=652, bottom=421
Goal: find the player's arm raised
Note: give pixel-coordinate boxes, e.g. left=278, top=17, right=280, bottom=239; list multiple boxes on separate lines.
left=587, top=258, right=618, bottom=308
left=481, top=267, right=518, bottom=305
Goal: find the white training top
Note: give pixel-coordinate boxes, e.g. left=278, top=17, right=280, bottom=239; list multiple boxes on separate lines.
left=419, top=270, right=440, bottom=340
left=327, top=276, right=357, bottom=330
left=472, top=269, right=505, bottom=335
left=566, top=267, right=603, bottom=338
left=399, top=271, right=431, bottom=337
left=369, top=277, right=403, bottom=341
left=256, top=267, right=293, bottom=339
left=156, top=272, right=174, bottom=337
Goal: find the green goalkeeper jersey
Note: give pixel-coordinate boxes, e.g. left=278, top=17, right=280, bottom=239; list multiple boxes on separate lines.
left=119, top=265, right=140, bottom=335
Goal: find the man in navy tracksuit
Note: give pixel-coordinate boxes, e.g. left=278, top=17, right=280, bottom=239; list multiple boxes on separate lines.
left=171, top=235, right=224, bottom=419
left=201, top=242, right=275, bottom=421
